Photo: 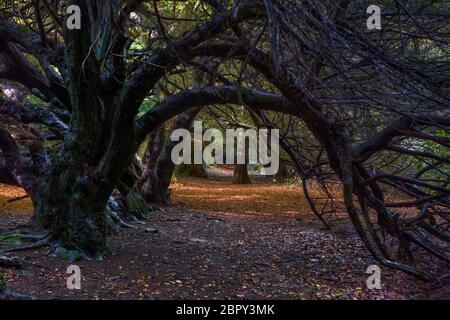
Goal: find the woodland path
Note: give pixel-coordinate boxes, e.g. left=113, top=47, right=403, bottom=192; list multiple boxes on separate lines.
left=0, top=176, right=448, bottom=300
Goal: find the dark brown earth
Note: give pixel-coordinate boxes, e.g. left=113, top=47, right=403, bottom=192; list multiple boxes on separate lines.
left=0, top=176, right=449, bottom=300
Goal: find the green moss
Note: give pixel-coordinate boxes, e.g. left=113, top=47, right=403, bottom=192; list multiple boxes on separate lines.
left=0, top=234, right=24, bottom=245
left=126, top=190, right=159, bottom=218
left=55, top=247, right=82, bottom=262
left=0, top=273, right=6, bottom=293
left=17, top=25, right=29, bottom=32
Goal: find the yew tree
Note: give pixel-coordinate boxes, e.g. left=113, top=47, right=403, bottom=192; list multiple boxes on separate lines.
left=0, top=0, right=448, bottom=281
left=0, top=0, right=275, bottom=254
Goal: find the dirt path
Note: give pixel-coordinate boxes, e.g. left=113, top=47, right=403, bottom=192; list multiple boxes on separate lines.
left=0, top=179, right=449, bottom=300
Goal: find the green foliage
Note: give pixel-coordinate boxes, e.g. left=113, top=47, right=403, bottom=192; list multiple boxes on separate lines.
left=285, top=177, right=301, bottom=187
left=125, top=190, right=158, bottom=218
left=16, top=25, right=29, bottom=32
left=26, top=94, right=49, bottom=106
left=137, top=96, right=157, bottom=117
left=170, top=173, right=177, bottom=184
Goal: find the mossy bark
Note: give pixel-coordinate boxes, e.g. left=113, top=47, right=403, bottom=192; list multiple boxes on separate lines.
left=139, top=125, right=171, bottom=205
left=274, top=159, right=288, bottom=181
left=34, top=168, right=116, bottom=255
left=0, top=273, right=6, bottom=293
left=177, top=163, right=208, bottom=178
left=232, top=164, right=251, bottom=184
left=139, top=109, right=201, bottom=205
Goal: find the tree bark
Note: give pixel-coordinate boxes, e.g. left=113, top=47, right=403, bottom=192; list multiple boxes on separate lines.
left=33, top=167, right=116, bottom=255
left=178, top=163, right=208, bottom=178
left=0, top=1, right=268, bottom=255
left=139, top=108, right=202, bottom=205
left=0, top=166, right=17, bottom=185
left=139, top=125, right=169, bottom=205
left=232, top=164, right=251, bottom=184
left=274, top=159, right=288, bottom=181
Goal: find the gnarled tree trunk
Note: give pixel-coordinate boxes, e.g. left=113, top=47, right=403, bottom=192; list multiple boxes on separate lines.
left=139, top=125, right=169, bottom=205
left=232, top=164, right=251, bottom=184
left=138, top=108, right=202, bottom=205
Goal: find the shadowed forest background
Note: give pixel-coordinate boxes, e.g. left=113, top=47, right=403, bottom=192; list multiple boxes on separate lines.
left=0, top=0, right=449, bottom=300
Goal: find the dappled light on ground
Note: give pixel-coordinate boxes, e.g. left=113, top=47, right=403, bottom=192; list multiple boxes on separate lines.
left=0, top=184, right=33, bottom=216
left=0, top=178, right=448, bottom=299
left=171, top=177, right=325, bottom=219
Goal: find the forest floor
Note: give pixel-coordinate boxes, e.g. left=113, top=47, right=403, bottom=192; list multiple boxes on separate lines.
left=0, top=170, right=449, bottom=300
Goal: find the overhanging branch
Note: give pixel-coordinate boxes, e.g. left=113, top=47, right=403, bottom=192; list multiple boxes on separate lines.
left=135, top=85, right=290, bottom=143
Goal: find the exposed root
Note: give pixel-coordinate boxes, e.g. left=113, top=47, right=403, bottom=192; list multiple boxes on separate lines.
left=0, top=236, right=52, bottom=254
left=432, top=274, right=450, bottom=288
left=118, top=220, right=139, bottom=229
left=0, top=290, right=35, bottom=300
left=0, top=255, right=21, bottom=268
left=0, top=233, right=48, bottom=243
left=108, top=194, right=160, bottom=229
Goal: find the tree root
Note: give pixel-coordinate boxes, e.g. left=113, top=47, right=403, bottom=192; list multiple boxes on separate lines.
left=431, top=274, right=450, bottom=288
left=0, top=273, right=30, bottom=300
left=0, top=289, right=35, bottom=300
left=108, top=202, right=138, bottom=229
left=0, top=255, right=21, bottom=268
left=108, top=195, right=160, bottom=229
left=124, top=190, right=162, bottom=220
left=0, top=233, right=48, bottom=243
left=0, top=236, right=52, bottom=254
left=118, top=220, right=138, bottom=229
